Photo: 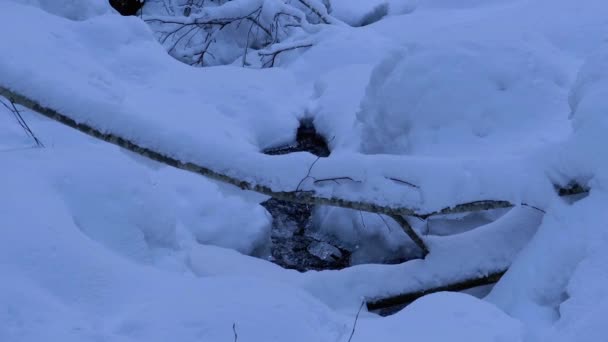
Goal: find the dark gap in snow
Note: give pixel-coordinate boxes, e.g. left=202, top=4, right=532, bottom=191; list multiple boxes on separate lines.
left=557, top=183, right=589, bottom=198
left=261, top=198, right=351, bottom=271
left=357, top=3, right=389, bottom=27
left=263, top=119, right=330, bottom=157
left=109, top=0, right=145, bottom=16
left=262, top=119, right=352, bottom=271
left=370, top=271, right=504, bottom=316
left=376, top=283, right=497, bottom=316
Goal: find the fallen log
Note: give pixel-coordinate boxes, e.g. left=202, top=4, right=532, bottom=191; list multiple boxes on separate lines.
left=0, top=86, right=588, bottom=257
left=366, top=270, right=505, bottom=312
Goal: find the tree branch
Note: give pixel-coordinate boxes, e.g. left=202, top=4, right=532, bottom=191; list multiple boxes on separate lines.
left=366, top=270, right=505, bottom=312
left=296, top=0, right=335, bottom=24
left=0, top=86, right=588, bottom=245
left=389, top=214, right=428, bottom=256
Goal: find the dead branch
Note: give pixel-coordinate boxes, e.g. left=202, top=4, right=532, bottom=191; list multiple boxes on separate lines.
left=346, top=301, right=365, bottom=342
left=258, top=41, right=313, bottom=67
left=0, top=97, right=43, bottom=147
left=389, top=214, right=428, bottom=256
left=296, top=0, right=331, bottom=24
left=145, top=6, right=274, bottom=66
left=417, top=200, right=515, bottom=219
left=385, top=176, right=419, bottom=189
left=313, top=176, right=359, bottom=185
left=366, top=270, right=505, bottom=312
left=0, top=86, right=588, bottom=248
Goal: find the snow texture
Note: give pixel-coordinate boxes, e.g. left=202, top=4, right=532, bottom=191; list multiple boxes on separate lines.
left=2, top=0, right=608, bottom=340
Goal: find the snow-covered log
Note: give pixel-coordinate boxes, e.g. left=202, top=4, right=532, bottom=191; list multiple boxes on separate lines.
left=0, top=85, right=587, bottom=257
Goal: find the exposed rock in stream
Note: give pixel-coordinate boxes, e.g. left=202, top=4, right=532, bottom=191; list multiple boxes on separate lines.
left=261, top=119, right=351, bottom=271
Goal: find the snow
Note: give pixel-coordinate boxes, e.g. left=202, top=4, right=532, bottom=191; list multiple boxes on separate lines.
left=0, top=0, right=564, bottom=215
left=2, top=0, right=608, bottom=340
left=357, top=42, right=570, bottom=156
left=9, top=0, right=111, bottom=20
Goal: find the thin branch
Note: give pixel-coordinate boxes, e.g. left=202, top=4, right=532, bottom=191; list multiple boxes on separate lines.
left=375, top=213, right=393, bottom=233
left=385, top=176, right=419, bottom=189
left=296, top=156, right=321, bottom=191
left=521, top=203, right=546, bottom=214
left=297, top=0, right=331, bottom=24
left=232, top=323, right=238, bottom=342
left=346, top=301, right=365, bottom=342
left=0, top=98, right=43, bottom=147
left=389, top=214, right=428, bottom=257
left=259, top=42, right=313, bottom=68
left=313, top=176, right=359, bottom=185
left=359, top=211, right=366, bottom=230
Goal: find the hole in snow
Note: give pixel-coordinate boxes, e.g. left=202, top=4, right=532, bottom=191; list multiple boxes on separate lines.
left=263, top=118, right=330, bottom=157
left=262, top=119, right=355, bottom=271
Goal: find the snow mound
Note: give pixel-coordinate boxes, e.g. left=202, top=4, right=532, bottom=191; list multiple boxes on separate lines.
left=488, top=50, right=608, bottom=336
left=10, top=0, right=111, bottom=20
left=357, top=42, right=570, bottom=156
left=330, top=0, right=389, bottom=26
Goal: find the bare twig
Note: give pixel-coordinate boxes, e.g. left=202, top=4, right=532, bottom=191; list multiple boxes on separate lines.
left=297, top=0, right=331, bottom=24
left=385, top=176, right=419, bottom=189
left=313, top=176, right=360, bottom=185
left=296, top=156, right=321, bottom=191
left=521, top=203, right=546, bottom=214
left=359, top=210, right=366, bottom=230
left=346, top=301, right=365, bottom=342
left=375, top=213, right=393, bottom=233
left=259, top=42, right=313, bottom=68
left=0, top=98, right=43, bottom=147
left=232, top=323, right=238, bottom=342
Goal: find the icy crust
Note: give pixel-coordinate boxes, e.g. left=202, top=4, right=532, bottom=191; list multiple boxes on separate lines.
left=0, top=2, right=559, bottom=215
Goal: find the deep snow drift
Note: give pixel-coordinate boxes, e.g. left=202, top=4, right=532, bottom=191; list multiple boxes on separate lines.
left=2, top=0, right=608, bottom=341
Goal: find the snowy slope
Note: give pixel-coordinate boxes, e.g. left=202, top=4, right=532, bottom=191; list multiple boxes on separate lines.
left=2, top=0, right=608, bottom=341
left=0, top=0, right=564, bottom=215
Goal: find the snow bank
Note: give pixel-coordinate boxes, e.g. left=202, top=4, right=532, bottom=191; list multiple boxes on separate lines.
left=0, top=172, right=342, bottom=341
left=330, top=0, right=389, bottom=26
left=0, top=104, right=524, bottom=342
left=550, top=51, right=608, bottom=189
left=487, top=50, right=608, bottom=338
left=0, top=109, right=272, bottom=263
left=357, top=42, right=569, bottom=156
left=4, top=0, right=608, bottom=340
left=9, top=0, right=111, bottom=20
left=0, top=1, right=564, bottom=214
left=356, top=292, right=523, bottom=342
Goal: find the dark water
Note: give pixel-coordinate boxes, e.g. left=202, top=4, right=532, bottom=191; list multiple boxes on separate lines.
left=262, top=119, right=351, bottom=271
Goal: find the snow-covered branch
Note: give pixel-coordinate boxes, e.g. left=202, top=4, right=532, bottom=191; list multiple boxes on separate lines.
left=143, top=0, right=332, bottom=67
left=0, top=85, right=588, bottom=259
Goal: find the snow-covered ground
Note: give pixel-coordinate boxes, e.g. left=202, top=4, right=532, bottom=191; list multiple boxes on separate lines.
left=2, top=0, right=608, bottom=341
